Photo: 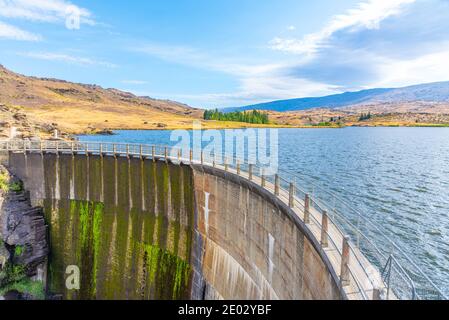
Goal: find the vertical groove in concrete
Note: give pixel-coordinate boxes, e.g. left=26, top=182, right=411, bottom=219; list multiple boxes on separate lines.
left=6, top=152, right=344, bottom=300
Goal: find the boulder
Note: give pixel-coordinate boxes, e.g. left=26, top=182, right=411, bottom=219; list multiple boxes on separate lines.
left=96, top=129, right=114, bottom=135
left=13, top=113, right=27, bottom=121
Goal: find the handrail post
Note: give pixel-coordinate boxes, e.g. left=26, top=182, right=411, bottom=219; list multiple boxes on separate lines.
left=274, top=174, right=280, bottom=196
left=201, top=151, right=204, bottom=165
left=289, top=182, right=295, bottom=208
left=382, top=255, right=393, bottom=300
left=113, top=144, right=117, bottom=156
left=139, top=144, right=143, bottom=159
left=55, top=141, right=59, bottom=154
left=248, top=164, right=253, bottom=181
left=152, top=146, right=155, bottom=162
left=190, top=149, right=193, bottom=163
left=100, top=143, right=103, bottom=157
left=372, top=288, right=381, bottom=300
left=261, top=168, right=266, bottom=187
left=85, top=143, right=88, bottom=156
left=236, top=160, right=241, bottom=175
left=164, top=147, right=168, bottom=163
left=126, top=144, right=130, bottom=158
left=40, top=141, right=44, bottom=154
left=304, top=194, right=310, bottom=223
left=340, top=236, right=351, bottom=287
left=224, top=157, right=228, bottom=171
left=178, top=149, right=181, bottom=162
left=321, top=211, right=329, bottom=247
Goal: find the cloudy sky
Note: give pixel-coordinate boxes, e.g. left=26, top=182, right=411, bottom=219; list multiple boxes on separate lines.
left=0, top=0, right=448, bottom=108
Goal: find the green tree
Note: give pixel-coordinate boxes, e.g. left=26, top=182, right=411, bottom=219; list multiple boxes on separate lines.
left=203, top=109, right=269, bottom=124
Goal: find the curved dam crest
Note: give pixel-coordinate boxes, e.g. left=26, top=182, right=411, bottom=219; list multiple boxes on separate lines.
left=7, top=152, right=344, bottom=300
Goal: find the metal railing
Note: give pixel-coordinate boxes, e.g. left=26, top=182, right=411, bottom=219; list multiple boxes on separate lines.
left=1, top=139, right=446, bottom=300
left=283, top=171, right=446, bottom=300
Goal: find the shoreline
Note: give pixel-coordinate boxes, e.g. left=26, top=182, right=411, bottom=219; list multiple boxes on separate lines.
left=77, top=123, right=449, bottom=136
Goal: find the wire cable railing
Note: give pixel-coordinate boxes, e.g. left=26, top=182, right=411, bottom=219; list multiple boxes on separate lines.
left=0, top=139, right=446, bottom=300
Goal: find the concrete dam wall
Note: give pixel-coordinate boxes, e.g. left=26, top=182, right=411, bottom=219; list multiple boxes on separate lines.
left=7, top=152, right=344, bottom=300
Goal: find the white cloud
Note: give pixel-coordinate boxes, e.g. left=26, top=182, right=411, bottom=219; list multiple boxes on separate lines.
left=375, top=44, right=449, bottom=88
left=137, top=76, right=337, bottom=108
left=19, top=52, right=117, bottom=68
left=131, top=0, right=449, bottom=107
left=133, top=42, right=349, bottom=106
left=0, top=0, right=94, bottom=25
left=0, top=20, right=41, bottom=41
left=270, top=0, right=416, bottom=55
left=0, top=0, right=94, bottom=41
left=287, top=25, right=296, bottom=31
left=133, top=43, right=313, bottom=106
left=134, top=43, right=282, bottom=77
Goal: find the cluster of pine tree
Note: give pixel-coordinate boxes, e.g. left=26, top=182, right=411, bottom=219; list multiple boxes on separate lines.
left=203, top=109, right=269, bottom=124
left=359, top=112, right=372, bottom=121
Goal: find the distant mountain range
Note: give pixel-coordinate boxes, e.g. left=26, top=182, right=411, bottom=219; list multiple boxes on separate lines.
left=223, top=81, right=449, bottom=113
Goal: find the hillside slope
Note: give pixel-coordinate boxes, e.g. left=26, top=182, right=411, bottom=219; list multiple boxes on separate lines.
left=0, top=64, right=206, bottom=136
left=226, top=81, right=449, bottom=113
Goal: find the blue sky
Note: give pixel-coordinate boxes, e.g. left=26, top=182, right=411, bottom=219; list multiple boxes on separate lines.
left=1, top=0, right=449, bottom=108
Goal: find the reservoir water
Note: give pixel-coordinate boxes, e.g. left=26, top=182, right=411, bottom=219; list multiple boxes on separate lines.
left=78, top=127, right=449, bottom=296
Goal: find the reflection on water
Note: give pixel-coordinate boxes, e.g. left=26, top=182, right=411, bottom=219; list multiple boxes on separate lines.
left=79, top=127, right=449, bottom=295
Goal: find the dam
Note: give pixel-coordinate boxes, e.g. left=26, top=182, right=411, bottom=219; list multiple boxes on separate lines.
left=0, top=140, right=444, bottom=300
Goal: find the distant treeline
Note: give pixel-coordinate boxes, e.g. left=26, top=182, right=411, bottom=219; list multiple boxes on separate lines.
left=359, top=112, right=372, bottom=121
left=203, top=109, right=270, bottom=124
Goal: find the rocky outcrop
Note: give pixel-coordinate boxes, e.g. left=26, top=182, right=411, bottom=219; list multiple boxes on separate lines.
left=0, top=165, right=48, bottom=299
left=1, top=191, right=48, bottom=273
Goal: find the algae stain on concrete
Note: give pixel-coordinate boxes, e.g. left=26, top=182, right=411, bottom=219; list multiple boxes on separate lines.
left=42, top=156, right=195, bottom=300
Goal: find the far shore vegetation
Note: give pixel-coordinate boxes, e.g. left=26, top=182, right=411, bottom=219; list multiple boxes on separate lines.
left=203, top=109, right=270, bottom=124
left=359, top=112, right=373, bottom=121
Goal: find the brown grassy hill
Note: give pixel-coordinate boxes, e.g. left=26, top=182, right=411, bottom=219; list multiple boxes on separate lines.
left=3, top=64, right=446, bottom=137
left=0, top=64, right=211, bottom=136
left=0, top=64, right=283, bottom=138
left=268, top=101, right=449, bottom=127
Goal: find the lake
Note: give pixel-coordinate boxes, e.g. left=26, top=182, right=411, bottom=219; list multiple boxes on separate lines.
left=78, top=127, right=449, bottom=296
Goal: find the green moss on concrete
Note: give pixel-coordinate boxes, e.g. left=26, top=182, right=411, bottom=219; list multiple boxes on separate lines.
left=92, top=202, right=104, bottom=296
left=138, top=241, right=191, bottom=300
left=42, top=156, right=197, bottom=300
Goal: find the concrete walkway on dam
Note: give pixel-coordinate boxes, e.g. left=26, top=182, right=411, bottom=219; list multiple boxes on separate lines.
left=1, top=140, right=435, bottom=300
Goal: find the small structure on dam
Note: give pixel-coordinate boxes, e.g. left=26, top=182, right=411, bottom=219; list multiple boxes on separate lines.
left=1, top=140, right=443, bottom=300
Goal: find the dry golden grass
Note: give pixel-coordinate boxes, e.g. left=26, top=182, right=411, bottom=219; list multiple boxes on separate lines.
left=17, top=101, right=286, bottom=134
left=2, top=64, right=449, bottom=138
left=0, top=64, right=289, bottom=136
